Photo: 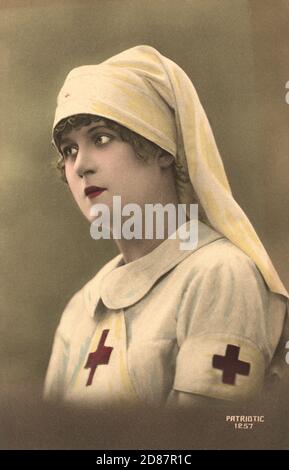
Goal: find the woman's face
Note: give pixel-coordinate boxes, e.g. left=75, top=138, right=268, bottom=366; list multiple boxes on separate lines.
left=59, top=120, right=174, bottom=223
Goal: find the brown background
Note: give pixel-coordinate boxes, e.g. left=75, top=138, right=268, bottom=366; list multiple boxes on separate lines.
left=0, top=0, right=288, bottom=449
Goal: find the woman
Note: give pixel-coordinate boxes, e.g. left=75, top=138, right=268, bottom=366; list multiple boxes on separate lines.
left=44, top=45, right=288, bottom=408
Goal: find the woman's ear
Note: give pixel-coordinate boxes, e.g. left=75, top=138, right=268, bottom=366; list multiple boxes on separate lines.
left=157, top=152, right=175, bottom=168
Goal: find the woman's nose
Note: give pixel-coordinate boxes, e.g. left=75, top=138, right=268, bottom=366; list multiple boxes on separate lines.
left=74, top=148, right=96, bottom=178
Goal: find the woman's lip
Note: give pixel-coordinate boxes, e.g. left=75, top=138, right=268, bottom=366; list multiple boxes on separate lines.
left=84, top=186, right=106, bottom=197
left=86, top=189, right=106, bottom=199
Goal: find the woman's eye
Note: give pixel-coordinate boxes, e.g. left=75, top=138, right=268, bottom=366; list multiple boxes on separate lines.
left=94, top=135, right=112, bottom=146
left=62, top=146, right=78, bottom=158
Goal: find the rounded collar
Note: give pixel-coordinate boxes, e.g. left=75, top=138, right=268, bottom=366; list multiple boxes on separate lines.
left=86, top=221, right=224, bottom=314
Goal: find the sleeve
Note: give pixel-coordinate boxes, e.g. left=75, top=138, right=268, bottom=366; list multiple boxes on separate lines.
left=173, top=246, right=286, bottom=402
left=43, top=328, right=70, bottom=402
left=43, top=288, right=85, bottom=402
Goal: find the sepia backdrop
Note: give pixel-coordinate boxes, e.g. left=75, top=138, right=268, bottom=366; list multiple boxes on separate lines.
left=0, top=0, right=288, bottom=449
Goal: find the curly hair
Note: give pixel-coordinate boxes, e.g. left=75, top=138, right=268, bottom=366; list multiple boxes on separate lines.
left=53, top=113, right=170, bottom=183
left=52, top=113, right=209, bottom=223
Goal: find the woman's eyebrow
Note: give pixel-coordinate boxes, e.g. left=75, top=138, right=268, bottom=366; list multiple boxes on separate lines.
left=59, top=122, right=114, bottom=147
left=87, top=124, right=112, bottom=134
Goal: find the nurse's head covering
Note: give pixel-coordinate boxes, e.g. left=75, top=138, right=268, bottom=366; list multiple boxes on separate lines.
left=52, top=45, right=288, bottom=299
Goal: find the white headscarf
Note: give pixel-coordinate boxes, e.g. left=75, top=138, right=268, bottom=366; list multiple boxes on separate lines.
left=53, top=45, right=288, bottom=300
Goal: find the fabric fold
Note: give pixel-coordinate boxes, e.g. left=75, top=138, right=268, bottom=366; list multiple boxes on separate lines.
left=53, top=44, right=288, bottom=299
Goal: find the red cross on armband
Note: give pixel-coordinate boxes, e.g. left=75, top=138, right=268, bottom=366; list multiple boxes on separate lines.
left=84, top=329, right=113, bottom=386
left=212, top=344, right=250, bottom=385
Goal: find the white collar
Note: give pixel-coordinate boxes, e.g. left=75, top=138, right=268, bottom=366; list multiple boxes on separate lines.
left=85, top=220, right=224, bottom=314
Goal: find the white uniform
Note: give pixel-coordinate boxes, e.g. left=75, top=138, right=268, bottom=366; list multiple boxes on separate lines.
left=44, top=221, right=287, bottom=407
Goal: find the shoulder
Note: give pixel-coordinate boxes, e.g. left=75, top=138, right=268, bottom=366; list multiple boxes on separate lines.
left=181, top=236, right=266, bottom=292
left=175, top=236, right=277, bottom=343
left=190, top=236, right=256, bottom=270
left=56, top=254, right=123, bottom=341
left=175, top=236, right=286, bottom=354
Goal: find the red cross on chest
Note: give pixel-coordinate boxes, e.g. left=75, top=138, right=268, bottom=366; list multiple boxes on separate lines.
left=84, top=329, right=113, bottom=386
left=212, top=344, right=250, bottom=385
